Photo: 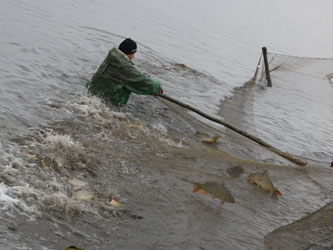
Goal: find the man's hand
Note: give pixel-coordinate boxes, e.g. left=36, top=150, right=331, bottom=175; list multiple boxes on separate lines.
left=155, top=89, right=163, bottom=96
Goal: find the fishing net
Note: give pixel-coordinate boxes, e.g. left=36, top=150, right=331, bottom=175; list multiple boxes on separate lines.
left=254, top=51, right=333, bottom=163
left=220, top=50, right=333, bottom=164
left=259, top=52, right=333, bottom=86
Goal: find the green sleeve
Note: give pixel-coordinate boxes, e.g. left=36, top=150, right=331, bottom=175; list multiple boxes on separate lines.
left=119, top=66, right=162, bottom=95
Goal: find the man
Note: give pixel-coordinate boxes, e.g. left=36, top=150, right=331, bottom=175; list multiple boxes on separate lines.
left=87, top=38, right=163, bottom=106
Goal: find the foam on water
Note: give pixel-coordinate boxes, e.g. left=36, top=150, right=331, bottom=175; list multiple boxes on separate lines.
left=0, top=182, right=41, bottom=220
left=0, top=93, right=192, bottom=226
left=44, top=132, right=78, bottom=148
left=0, top=183, right=20, bottom=211
left=68, top=95, right=111, bottom=120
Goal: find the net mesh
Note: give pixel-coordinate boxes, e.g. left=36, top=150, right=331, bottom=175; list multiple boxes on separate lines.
left=260, top=53, right=333, bottom=84
left=254, top=52, right=333, bottom=163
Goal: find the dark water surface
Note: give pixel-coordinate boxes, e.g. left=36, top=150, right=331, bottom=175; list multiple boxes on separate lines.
left=1, top=0, right=333, bottom=249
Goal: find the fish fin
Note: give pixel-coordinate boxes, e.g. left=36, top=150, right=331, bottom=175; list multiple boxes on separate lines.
left=220, top=200, right=225, bottom=206
left=202, top=190, right=207, bottom=194
left=211, top=195, right=216, bottom=199
left=275, top=190, right=282, bottom=195
left=192, top=184, right=200, bottom=193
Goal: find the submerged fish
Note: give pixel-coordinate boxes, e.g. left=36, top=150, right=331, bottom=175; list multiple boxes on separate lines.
left=195, top=132, right=220, bottom=144
left=200, top=135, right=220, bottom=144
left=24, top=151, right=64, bottom=171
left=110, top=196, right=120, bottom=207
left=63, top=246, right=84, bottom=250
left=54, top=156, right=65, bottom=170
left=192, top=181, right=235, bottom=206
left=227, top=165, right=244, bottom=178
left=73, top=190, right=94, bottom=201
left=248, top=171, right=281, bottom=195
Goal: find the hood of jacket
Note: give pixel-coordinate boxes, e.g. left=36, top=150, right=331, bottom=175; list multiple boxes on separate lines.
left=107, top=48, right=134, bottom=68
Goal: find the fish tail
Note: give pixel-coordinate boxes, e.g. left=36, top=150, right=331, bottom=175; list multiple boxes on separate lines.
left=192, top=184, right=200, bottom=193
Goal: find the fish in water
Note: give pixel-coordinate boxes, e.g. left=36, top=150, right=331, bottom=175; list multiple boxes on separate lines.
left=24, top=151, right=64, bottom=172
left=63, top=246, right=84, bottom=250
left=195, top=132, right=220, bottom=144
left=111, top=197, right=120, bottom=207
left=109, top=195, right=120, bottom=207
left=248, top=171, right=281, bottom=195
left=192, top=181, right=235, bottom=206
left=200, top=135, right=220, bottom=144
left=226, top=165, right=244, bottom=178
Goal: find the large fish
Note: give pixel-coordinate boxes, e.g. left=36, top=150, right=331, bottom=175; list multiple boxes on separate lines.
left=192, top=181, right=235, bottom=206
left=248, top=171, right=281, bottom=195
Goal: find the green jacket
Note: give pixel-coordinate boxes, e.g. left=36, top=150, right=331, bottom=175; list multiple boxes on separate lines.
left=87, top=48, right=162, bottom=105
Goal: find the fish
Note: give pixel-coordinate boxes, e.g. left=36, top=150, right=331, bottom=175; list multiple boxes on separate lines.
left=227, top=165, right=244, bottom=178
left=73, top=190, right=93, bottom=201
left=195, top=132, right=220, bottom=144
left=201, top=135, right=220, bottom=144
left=24, top=151, right=40, bottom=161
left=63, top=246, right=84, bottom=250
left=54, top=156, right=65, bottom=170
left=248, top=171, right=281, bottom=195
left=24, top=151, right=64, bottom=171
left=198, top=135, right=221, bottom=144
left=192, top=181, right=235, bottom=206
left=109, top=195, right=120, bottom=207
left=326, top=73, right=333, bottom=82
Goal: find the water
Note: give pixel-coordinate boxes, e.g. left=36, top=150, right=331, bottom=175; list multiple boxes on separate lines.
left=1, top=0, right=333, bottom=249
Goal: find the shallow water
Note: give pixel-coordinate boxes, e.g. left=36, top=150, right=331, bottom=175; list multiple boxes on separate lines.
left=1, top=0, right=333, bottom=249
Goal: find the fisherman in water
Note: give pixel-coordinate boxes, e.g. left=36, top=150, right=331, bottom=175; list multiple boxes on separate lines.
left=87, top=38, right=163, bottom=106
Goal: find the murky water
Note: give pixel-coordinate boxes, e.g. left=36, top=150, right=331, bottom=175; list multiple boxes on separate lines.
left=1, top=0, right=333, bottom=249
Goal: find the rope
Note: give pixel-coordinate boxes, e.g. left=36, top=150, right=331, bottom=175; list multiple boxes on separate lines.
left=159, top=94, right=307, bottom=166
left=268, top=52, right=333, bottom=61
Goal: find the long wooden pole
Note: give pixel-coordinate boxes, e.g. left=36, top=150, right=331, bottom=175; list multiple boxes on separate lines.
left=159, top=94, right=307, bottom=166
left=262, top=47, right=272, bottom=87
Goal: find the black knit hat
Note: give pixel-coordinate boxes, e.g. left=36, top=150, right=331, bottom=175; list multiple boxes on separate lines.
left=119, top=38, right=137, bottom=54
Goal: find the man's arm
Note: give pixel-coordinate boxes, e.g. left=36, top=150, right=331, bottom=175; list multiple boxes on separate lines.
left=120, top=66, right=162, bottom=95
